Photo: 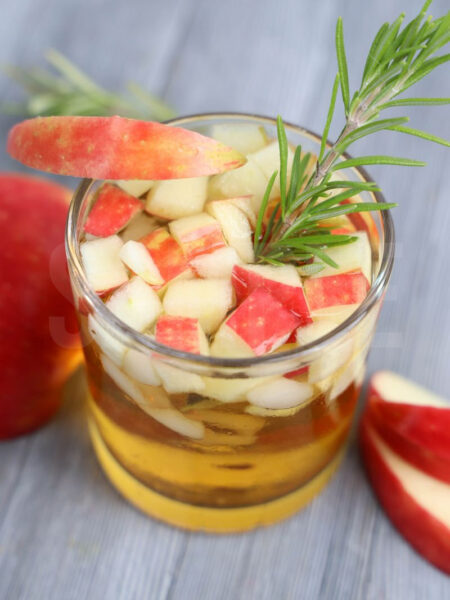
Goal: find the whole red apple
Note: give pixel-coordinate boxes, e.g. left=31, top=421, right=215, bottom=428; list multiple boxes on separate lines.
left=0, top=173, right=82, bottom=438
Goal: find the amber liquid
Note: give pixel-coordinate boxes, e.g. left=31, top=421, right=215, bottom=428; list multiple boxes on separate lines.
left=83, top=338, right=361, bottom=531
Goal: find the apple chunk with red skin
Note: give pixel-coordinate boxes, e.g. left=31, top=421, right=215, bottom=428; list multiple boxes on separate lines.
left=304, top=270, right=369, bottom=312
left=140, top=228, right=192, bottom=286
left=232, top=264, right=312, bottom=325
left=360, top=415, right=450, bottom=575
left=366, top=371, right=450, bottom=483
left=169, top=213, right=226, bottom=261
left=155, top=315, right=209, bottom=355
left=7, top=116, right=246, bottom=180
left=0, top=174, right=81, bottom=438
left=212, top=287, right=301, bottom=357
left=84, top=183, right=143, bottom=237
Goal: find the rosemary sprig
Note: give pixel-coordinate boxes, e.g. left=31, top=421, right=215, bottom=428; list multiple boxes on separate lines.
left=1, top=49, right=175, bottom=121
left=257, top=0, right=450, bottom=267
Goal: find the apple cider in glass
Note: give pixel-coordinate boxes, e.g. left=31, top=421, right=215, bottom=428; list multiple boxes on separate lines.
left=67, top=114, right=393, bottom=532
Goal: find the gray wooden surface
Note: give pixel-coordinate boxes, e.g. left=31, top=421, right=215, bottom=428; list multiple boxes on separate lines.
left=1, top=1, right=449, bottom=598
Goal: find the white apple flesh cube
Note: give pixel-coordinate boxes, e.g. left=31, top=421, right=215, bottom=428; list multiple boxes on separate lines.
left=248, top=141, right=294, bottom=200
left=88, top=314, right=127, bottom=366
left=208, top=159, right=268, bottom=213
left=162, top=278, right=234, bottom=334
left=190, top=246, right=241, bottom=279
left=106, top=276, right=162, bottom=332
left=155, top=315, right=209, bottom=355
left=146, top=406, right=205, bottom=439
left=210, top=123, right=268, bottom=155
left=122, top=347, right=161, bottom=386
left=101, top=353, right=146, bottom=407
left=119, top=240, right=164, bottom=285
left=207, top=199, right=255, bottom=263
left=310, top=232, right=372, bottom=283
left=120, top=213, right=158, bottom=243
left=202, top=375, right=276, bottom=403
left=116, top=179, right=154, bottom=197
left=81, top=235, right=128, bottom=293
left=247, top=378, right=314, bottom=409
left=168, top=213, right=226, bottom=260
left=227, top=195, right=257, bottom=227
left=146, top=176, right=208, bottom=219
left=153, top=360, right=205, bottom=395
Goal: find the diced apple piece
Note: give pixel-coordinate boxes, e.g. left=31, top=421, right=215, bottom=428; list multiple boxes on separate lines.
left=312, top=303, right=359, bottom=323
left=225, top=287, right=300, bottom=356
left=318, top=214, right=356, bottom=232
left=162, top=279, right=234, bottom=334
left=203, top=375, right=276, bottom=403
left=84, top=184, right=143, bottom=237
left=145, top=406, right=205, bottom=439
left=116, top=179, right=154, bottom=197
left=88, top=314, right=126, bottom=366
left=80, top=235, right=128, bottom=294
left=366, top=371, right=450, bottom=483
left=119, top=240, right=164, bottom=285
left=360, top=417, right=450, bottom=575
left=146, top=177, right=208, bottom=219
left=232, top=264, right=312, bottom=325
left=155, top=315, right=209, bottom=355
left=227, top=195, right=257, bottom=228
left=327, top=353, right=365, bottom=401
left=120, top=213, right=158, bottom=243
left=210, top=323, right=255, bottom=358
left=101, top=353, right=145, bottom=407
left=191, top=247, right=241, bottom=279
left=208, top=159, right=268, bottom=213
left=153, top=360, right=205, bottom=394
left=122, top=348, right=161, bottom=386
left=7, top=116, right=246, bottom=179
left=248, top=141, right=294, bottom=199
left=304, top=271, right=370, bottom=312
left=247, top=378, right=313, bottom=409
left=296, top=318, right=354, bottom=384
left=207, top=199, right=254, bottom=263
left=210, top=123, right=268, bottom=155
left=140, top=228, right=192, bottom=285
left=106, top=276, right=161, bottom=331
left=169, top=213, right=226, bottom=260
left=310, top=232, right=372, bottom=283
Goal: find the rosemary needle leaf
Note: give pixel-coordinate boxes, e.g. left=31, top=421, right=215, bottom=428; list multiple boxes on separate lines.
left=254, top=170, right=278, bottom=255
left=277, top=115, right=289, bottom=218
left=319, top=73, right=340, bottom=162
left=380, top=97, right=450, bottom=108
left=335, top=17, right=350, bottom=114
left=389, top=125, right=450, bottom=147
left=330, top=155, right=426, bottom=170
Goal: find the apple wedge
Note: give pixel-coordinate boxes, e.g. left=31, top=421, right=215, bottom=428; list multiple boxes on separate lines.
left=106, top=276, right=162, bottom=332
left=208, top=159, right=268, bottom=212
left=366, top=371, right=450, bottom=483
left=7, top=116, right=246, bottom=179
left=122, top=348, right=161, bottom=386
left=80, top=235, right=128, bottom=294
left=169, top=213, right=226, bottom=260
left=155, top=315, right=209, bottom=355
left=207, top=199, right=255, bottom=263
left=360, top=415, right=450, bottom=574
left=119, top=240, right=164, bottom=285
left=145, top=176, right=208, bottom=219
left=140, top=228, right=193, bottom=286
left=84, top=183, right=143, bottom=237
left=304, top=271, right=370, bottom=312
left=212, top=287, right=300, bottom=357
left=232, top=264, right=312, bottom=325
left=190, top=246, right=241, bottom=279
left=246, top=378, right=313, bottom=410
left=162, top=278, right=234, bottom=334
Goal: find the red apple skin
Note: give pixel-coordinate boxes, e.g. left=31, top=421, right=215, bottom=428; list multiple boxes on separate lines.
left=84, top=183, right=143, bottom=237
left=232, top=265, right=312, bottom=326
left=140, top=228, right=191, bottom=285
left=0, top=174, right=82, bottom=439
left=360, top=414, right=450, bottom=574
left=304, top=271, right=370, bottom=311
left=177, top=224, right=226, bottom=260
left=226, top=287, right=301, bottom=355
left=155, top=315, right=201, bottom=354
left=7, top=116, right=246, bottom=180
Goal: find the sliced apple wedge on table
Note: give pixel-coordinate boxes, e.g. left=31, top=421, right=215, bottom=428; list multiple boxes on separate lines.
left=7, top=116, right=246, bottom=179
left=360, top=371, right=450, bottom=574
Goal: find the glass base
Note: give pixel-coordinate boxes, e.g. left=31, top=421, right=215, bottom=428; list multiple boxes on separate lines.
left=88, top=416, right=345, bottom=533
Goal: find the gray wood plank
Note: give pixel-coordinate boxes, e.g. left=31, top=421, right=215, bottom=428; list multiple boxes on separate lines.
left=1, top=0, right=449, bottom=598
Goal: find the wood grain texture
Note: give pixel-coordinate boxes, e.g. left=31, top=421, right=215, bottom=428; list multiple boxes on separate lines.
left=0, top=1, right=449, bottom=598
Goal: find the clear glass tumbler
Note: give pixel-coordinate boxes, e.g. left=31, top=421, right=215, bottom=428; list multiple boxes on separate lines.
left=66, top=113, right=394, bottom=532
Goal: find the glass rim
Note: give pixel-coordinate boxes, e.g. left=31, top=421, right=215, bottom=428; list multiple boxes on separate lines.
left=66, top=111, right=395, bottom=369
